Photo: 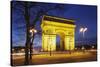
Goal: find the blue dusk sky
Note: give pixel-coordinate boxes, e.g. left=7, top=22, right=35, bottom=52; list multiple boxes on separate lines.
left=12, top=1, right=97, bottom=47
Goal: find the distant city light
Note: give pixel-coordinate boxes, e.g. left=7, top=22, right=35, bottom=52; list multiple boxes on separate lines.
left=81, top=46, right=85, bottom=50
left=92, top=46, right=95, bottom=49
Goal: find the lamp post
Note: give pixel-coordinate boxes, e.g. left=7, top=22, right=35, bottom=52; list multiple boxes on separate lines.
left=29, top=28, right=37, bottom=63
left=79, top=27, right=87, bottom=53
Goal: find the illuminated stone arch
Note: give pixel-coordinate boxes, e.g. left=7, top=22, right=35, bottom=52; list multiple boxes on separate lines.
left=55, top=30, right=66, bottom=51
left=41, top=15, right=76, bottom=51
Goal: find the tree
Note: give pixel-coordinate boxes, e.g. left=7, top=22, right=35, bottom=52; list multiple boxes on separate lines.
left=11, top=1, right=66, bottom=65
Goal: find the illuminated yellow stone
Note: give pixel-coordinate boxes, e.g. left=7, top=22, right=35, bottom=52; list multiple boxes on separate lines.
left=41, top=15, right=76, bottom=51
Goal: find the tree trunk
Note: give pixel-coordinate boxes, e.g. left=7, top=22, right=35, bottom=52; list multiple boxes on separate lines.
left=24, top=2, right=30, bottom=65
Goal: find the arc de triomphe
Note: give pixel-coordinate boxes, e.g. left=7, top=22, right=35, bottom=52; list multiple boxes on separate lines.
left=41, top=15, right=76, bottom=51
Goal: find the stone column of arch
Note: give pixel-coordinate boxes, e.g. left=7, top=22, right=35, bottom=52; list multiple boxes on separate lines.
left=64, top=31, right=75, bottom=50
left=42, top=34, right=56, bottom=51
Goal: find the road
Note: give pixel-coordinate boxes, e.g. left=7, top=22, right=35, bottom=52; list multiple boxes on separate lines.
left=12, top=50, right=97, bottom=66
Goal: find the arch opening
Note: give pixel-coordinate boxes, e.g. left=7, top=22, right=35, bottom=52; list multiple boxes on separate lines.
left=56, top=35, right=60, bottom=51
left=56, top=31, right=65, bottom=51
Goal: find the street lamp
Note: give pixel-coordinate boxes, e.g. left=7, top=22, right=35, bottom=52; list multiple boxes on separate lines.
left=79, top=27, right=87, bottom=52
left=29, top=28, right=37, bottom=62
left=30, top=28, right=37, bottom=34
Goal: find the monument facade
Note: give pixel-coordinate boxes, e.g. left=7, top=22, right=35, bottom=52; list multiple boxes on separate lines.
left=41, top=15, right=76, bottom=51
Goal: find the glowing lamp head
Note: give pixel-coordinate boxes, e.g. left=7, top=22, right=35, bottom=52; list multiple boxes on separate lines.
left=34, top=29, right=37, bottom=33
left=29, top=28, right=37, bottom=33
left=30, top=29, right=33, bottom=33
left=83, top=28, right=87, bottom=32
left=79, top=27, right=87, bottom=33
left=80, top=28, right=84, bottom=32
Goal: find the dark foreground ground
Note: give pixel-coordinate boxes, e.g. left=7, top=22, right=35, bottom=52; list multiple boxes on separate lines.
left=11, top=49, right=97, bottom=66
